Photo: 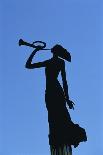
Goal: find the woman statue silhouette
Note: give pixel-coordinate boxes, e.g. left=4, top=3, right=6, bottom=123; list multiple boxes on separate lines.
left=25, top=44, right=87, bottom=155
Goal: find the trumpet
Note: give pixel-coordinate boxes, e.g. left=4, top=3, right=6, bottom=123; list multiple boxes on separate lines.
left=19, top=39, right=51, bottom=50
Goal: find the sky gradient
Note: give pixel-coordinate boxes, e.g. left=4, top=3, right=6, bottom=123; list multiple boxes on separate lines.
left=0, top=0, right=103, bottom=155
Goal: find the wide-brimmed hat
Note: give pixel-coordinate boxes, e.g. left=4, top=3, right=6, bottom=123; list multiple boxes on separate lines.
left=51, top=44, right=71, bottom=62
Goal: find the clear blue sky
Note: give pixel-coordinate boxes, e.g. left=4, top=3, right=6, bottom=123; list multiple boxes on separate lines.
left=0, top=0, right=103, bottom=155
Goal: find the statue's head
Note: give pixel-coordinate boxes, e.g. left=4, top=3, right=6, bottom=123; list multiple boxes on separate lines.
left=51, top=44, right=71, bottom=62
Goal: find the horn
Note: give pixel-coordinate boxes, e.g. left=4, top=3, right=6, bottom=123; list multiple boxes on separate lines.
left=19, top=39, right=36, bottom=48
left=18, top=39, right=50, bottom=50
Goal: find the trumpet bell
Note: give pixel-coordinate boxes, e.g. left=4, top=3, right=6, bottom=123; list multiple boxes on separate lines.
left=19, top=39, right=25, bottom=46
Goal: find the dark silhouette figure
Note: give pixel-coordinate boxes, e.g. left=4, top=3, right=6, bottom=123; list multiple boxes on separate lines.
left=25, top=44, right=87, bottom=153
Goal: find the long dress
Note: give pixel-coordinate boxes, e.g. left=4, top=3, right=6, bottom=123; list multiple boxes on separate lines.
left=45, top=57, right=87, bottom=150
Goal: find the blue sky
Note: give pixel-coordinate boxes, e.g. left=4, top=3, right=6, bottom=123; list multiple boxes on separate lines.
left=0, top=0, right=103, bottom=155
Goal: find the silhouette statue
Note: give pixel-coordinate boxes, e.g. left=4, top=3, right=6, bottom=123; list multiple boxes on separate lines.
left=19, top=39, right=87, bottom=155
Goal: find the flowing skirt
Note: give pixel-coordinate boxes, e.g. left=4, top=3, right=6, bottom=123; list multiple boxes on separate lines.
left=45, top=81, right=87, bottom=150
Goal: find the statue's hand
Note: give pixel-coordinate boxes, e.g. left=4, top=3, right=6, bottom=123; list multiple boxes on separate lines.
left=66, top=100, right=75, bottom=110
